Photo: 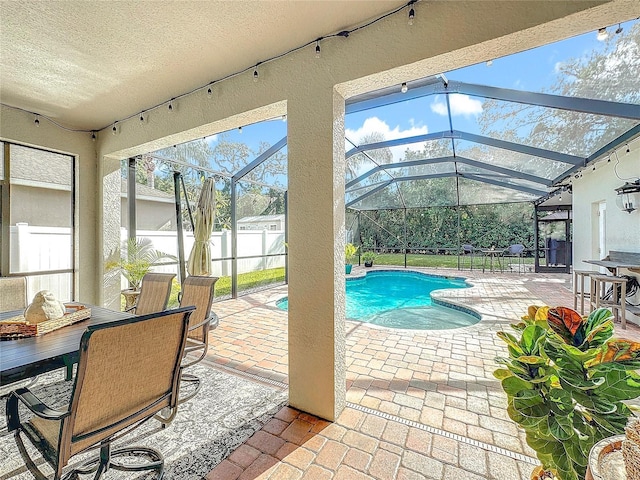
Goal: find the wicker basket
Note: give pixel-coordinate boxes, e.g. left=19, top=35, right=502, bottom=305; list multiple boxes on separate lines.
left=624, top=418, right=640, bottom=480
left=0, top=305, right=91, bottom=339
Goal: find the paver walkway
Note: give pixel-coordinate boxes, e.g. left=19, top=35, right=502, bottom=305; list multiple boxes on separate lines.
left=204, top=267, right=640, bottom=480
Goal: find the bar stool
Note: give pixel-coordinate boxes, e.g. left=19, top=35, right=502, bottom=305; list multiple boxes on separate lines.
left=590, top=274, right=628, bottom=329
left=573, top=270, right=594, bottom=315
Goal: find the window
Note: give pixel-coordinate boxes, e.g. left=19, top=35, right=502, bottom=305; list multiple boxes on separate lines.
left=0, top=142, right=75, bottom=300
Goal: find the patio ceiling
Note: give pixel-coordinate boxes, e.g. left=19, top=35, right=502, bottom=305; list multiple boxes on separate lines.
left=343, top=23, right=640, bottom=210
left=0, top=0, right=403, bottom=131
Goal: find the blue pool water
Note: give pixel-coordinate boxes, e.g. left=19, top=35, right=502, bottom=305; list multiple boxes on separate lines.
left=276, top=270, right=479, bottom=330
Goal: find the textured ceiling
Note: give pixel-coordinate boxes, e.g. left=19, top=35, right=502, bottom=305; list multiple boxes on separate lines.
left=0, top=0, right=403, bottom=130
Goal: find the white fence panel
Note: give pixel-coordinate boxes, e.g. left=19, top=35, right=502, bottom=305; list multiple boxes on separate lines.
left=129, top=229, right=285, bottom=277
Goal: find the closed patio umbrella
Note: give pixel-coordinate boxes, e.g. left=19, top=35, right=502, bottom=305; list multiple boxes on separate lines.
left=187, top=177, right=216, bottom=276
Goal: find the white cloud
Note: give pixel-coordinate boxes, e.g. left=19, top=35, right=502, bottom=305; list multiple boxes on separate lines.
left=430, top=94, right=483, bottom=117
left=345, top=116, right=429, bottom=163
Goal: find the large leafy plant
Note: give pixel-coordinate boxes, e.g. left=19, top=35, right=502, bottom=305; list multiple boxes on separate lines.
left=495, top=306, right=640, bottom=480
left=105, top=238, right=176, bottom=290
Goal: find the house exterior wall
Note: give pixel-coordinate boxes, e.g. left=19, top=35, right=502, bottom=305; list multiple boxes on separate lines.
left=573, top=140, right=640, bottom=318
left=11, top=185, right=72, bottom=227
left=121, top=197, right=176, bottom=231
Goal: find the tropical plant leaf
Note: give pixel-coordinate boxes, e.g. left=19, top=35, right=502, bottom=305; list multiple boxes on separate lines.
left=548, top=388, right=573, bottom=415
left=591, top=368, right=640, bottom=401
left=557, top=372, right=605, bottom=391
left=513, top=390, right=549, bottom=418
left=497, top=331, right=521, bottom=348
left=586, top=339, right=640, bottom=367
left=563, top=437, right=589, bottom=468
left=502, top=376, right=534, bottom=396
left=493, top=368, right=513, bottom=380
left=583, top=309, right=614, bottom=343
left=547, top=414, right=572, bottom=440
left=547, top=307, right=584, bottom=346
left=518, top=355, right=547, bottom=365
left=521, top=325, right=545, bottom=355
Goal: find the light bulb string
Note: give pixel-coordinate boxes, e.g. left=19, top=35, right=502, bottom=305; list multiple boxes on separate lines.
left=613, top=151, right=638, bottom=182
left=0, top=0, right=421, bottom=136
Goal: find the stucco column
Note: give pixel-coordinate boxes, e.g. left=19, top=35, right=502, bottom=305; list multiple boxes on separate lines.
left=102, top=157, right=122, bottom=310
left=287, top=87, right=346, bottom=421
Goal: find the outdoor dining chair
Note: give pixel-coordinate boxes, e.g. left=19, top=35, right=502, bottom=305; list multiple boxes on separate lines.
left=0, top=276, right=27, bottom=312
left=6, top=306, right=194, bottom=480
left=460, top=244, right=476, bottom=270
left=127, top=272, right=176, bottom=315
left=503, top=244, right=525, bottom=273
left=156, top=275, right=218, bottom=426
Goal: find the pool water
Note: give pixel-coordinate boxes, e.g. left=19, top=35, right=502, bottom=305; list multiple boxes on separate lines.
left=276, top=270, right=479, bottom=330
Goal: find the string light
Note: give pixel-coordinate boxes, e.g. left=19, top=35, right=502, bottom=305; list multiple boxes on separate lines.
left=139, top=112, right=146, bottom=123
left=486, top=59, right=493, bottom=67
left=315, top=40, right=321, bottom=58
left=626, top=144, right=631, bottom=154
left=597, top=27, right=608, bottom=41
left=91, top=131, right=96, bottom=141
left=207, top=85, right=213, bottom=98
left=112, top=123, right=118, bottom=135
left=615, top=24, right=623, bottom=34
left=238, top=126, right=243, bottom=134
left=281, top=114, right=287, bottom=122
left=401, top=82, right=408, bottom=94
left=6, top=1, right=426, bottom=135
left=34, top=114, right=40, bottom=126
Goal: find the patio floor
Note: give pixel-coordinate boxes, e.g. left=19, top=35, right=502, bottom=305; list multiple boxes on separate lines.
left=203, top=267, right=640, bottom=480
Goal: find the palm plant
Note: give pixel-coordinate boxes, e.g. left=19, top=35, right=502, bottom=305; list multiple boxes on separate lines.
left=105, top=238, right=176, bottom=291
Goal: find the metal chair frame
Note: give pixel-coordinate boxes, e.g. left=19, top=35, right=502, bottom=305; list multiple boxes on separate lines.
left=6, top=307, right=194, bottom=480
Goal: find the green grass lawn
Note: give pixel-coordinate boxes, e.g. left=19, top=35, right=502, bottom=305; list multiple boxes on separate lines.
left=367, top=253, right=534, bottom=269
left=214, top=267, right=286, bottom=297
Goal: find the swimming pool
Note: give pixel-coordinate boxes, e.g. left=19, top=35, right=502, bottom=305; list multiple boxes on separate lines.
left=276, top=270, right=480, bottom=330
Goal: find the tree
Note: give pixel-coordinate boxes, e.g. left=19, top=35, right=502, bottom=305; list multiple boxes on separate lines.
left=478, top=24, right=640, bottom=157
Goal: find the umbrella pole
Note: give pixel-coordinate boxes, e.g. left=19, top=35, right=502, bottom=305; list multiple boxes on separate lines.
left=174, top=171, right=187, bottom=284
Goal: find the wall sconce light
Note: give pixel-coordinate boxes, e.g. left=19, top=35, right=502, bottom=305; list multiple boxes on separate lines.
left=615, top=179, right=640, bottom=213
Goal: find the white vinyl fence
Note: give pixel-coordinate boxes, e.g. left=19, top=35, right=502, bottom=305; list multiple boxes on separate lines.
left=132, top=228, right=286, bottom=278
left=6, top=224, right=286, bottom=301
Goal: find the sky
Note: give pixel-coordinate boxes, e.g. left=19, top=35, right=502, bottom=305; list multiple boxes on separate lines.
left=160, top=19, right=637, bottom=180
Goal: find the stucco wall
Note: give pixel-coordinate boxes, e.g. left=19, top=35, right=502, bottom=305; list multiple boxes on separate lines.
left=573, top=140, right=640, bottom=266
left=573, top=139, right=640, bottom=321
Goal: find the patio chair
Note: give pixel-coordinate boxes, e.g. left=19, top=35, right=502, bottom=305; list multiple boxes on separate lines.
left=460, top=244, right=476, bottom=270
left=0, top=276, right=27, bottom=312
left=127, top=272, right=176, bottom=315
left=503, top=244, right=525, bottom=273
left=156, top=275, right=219, bottom=426
left=6, top=306, right=194, bottom=480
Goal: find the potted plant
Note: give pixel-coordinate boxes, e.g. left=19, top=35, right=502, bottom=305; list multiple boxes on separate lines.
left=495, top=306, right=640, bottom=480
left=345, top=243, right=358, bottom=274
left=105, top=238, right=176, bottom=309
left=362, top=251, right=376, bottom=267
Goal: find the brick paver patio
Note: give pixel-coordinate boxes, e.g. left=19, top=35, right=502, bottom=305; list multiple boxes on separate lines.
left=204, top=267, right=640, bottom=480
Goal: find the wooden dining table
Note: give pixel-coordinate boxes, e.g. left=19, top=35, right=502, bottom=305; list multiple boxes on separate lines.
left=1, top=304, right=133, bottom=386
